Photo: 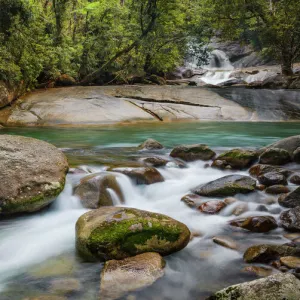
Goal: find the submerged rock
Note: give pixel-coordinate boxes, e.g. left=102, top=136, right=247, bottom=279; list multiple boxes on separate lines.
left=213, top=149, right=258, bottom=169
left=243, top=244, right=300, bottom=263
left=242, top=265, right=273, bottom=277
left=111, top=167, right=164, bottom=185
left=193, top=175, right=256, bottom=197
left=100, top=252, right=165, bottom=300
left=49, top=278, right=82, bottom=295
left=142, top=157, right=169, bottom=167
left=280, top=206, right=300, bottom=231
left=0, top=135, right=68, bottom=215
left=181, top=194, right=201, bottom=208
left=259, top=148, right=291, bottom=165
left=76, top=207, right=190, bottom=261
left=74, top=173, right=124, bottom=209
left=212, top=236, right=238, bottom=250
left=258, top=172, right=287, bottom=186
left=229, top=216, right=278, bottom=233
left=139, top=139, right=164, bottom=150
left=170, top=144, right=216, bottom=162
left=208, top=273, right=300, bottom=300
left=278, top=187, right=300, bottom=208
left=249, top=164, right=292, bottom=178
left=265, top=185, right=290, bottom=195
left=198, top=200, right=226, bottom=214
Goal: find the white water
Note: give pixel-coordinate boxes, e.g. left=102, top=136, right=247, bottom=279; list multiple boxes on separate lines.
left=0, top=158, right=285, bottom=295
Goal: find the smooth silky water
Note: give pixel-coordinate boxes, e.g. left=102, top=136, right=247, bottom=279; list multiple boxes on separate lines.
left=1, top=122, right=300, bottom=300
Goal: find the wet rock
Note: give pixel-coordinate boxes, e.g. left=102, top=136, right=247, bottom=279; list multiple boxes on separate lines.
left=242, top=265, right=273, bottom=277
left=262, top=135, right=300, bottom=157
left=74, top=173, right=124, bottom=209
left=181, top=194, right=201, bottom=208
left=23, top=296, right=67, bottom=300
left=212, top=236, right=238, bottom=250
left=211, top=160, right=227, bottom=169
left=49, top=278, right=82, bottom=295
left=0, top=135, right=68, bottom=215
left=265, top=185, right=290, bottom=195
left=249, top=164, right=292, bottom=178
left=142, top=157, right=169, bottom=167
left=229, top=216, right=277, bottom=233
left=284, top=233, right=300, bottom=240
left=198, top=200, right=226, bottom=214
left=258, top=172, right=287, bottom=187
left=224, top=197, right=238, bottom=205
left=290, top=174, right=300, bottom=185
left=111, top=167, right=164, bottom=185
left=280, top=256, right=300, bottom=269
left=232, top=203, right=249, bottom=216
left=256, top=184, right=266, bottom=191
left=193, top=175, right=256, bottom=197
left=213, top=149, right=258, bottom=169
left=293, top=147, right=300, bottom=163
left=76, top=207, right=190, bottom=261
left=280, top=206, right=300, bottom=231
left=139, top=139, right=164, bottom=150
left=209, top=273, right=300, bottom=300
left=278, top=187, right=300, bottom=208
left=100, top=253, right=165, bottom=300
left=259, top=148, right=291, bottom=165
left=243, top=244, right=300, bottom=263
left=256, top=205, right=269, bottom=212
left=170, top=144, right=216, bottom=162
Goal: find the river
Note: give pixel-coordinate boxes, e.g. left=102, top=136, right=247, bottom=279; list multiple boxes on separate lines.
left=0, top=122, right=300, bottom=299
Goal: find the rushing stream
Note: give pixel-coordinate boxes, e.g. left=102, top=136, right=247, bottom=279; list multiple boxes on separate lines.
left=1, top=122, right=300, bottom=300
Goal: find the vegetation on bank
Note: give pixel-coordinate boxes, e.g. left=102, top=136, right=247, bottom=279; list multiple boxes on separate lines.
left=0, top=0, right=299, bottom=90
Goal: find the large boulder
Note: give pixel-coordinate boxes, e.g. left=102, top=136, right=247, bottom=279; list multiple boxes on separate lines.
left=280, top=206, right=300, bottom=231
left=262, top=135, right=300, bottom=157
left=243, top=244, right=300, bottom=263
left=100, top=253, right=165, bottom=300
left=193, top=175, right=256, bottom=197
left=111, top=167, right=164, bottom=185
left=0, top=135, right=68, bottom=215
left=55, top=74, right=76, bottom=87
left=278, top=187, right=300, bottom=208
left=258, top=172, right=287, bottom=186
left=259, top=148, right=291, bottom=165
left=170, top=144, right=216, bottom=162
left=229, top=216, right=278, bottom=233
left=249, top=164, right=292, bottom=178
left=261, top=74, right=290, bottom=89
left=139, top=139, right=164, bottom=150
left=213, top=149, right=258, bottom=169
left=208, top=273, right=300, bottom=300
left=76, top=207, right=190, bottom=261
left=74, top=173, right=124, bottom=209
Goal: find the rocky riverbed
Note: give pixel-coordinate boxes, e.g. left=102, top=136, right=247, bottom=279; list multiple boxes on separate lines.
left=1, top=130, right=300, bottom=299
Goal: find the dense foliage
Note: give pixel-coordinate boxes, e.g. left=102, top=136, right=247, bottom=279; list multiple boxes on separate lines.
left=203, top=0, right=300, bottom=75
left=0, top=0, right=209, bottom=87
left=1, top=0, right=299, bottom=89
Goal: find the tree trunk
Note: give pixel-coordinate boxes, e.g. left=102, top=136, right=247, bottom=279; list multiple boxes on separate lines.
left=281, top=51, right=293, bottom=76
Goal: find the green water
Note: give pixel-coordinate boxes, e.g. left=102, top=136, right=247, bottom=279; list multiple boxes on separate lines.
left=1, top=122, right=300, bottom=149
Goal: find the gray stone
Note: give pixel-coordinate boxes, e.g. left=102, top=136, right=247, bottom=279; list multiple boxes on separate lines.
left=278, top=187, right=300, bottom=208
left=258, top=172, right=287, bottom=186
left=139, top=139, right=164, bottom=150
left=170, top=144, right=216, bottom=162
left=280, top=206, right=300, bottom=231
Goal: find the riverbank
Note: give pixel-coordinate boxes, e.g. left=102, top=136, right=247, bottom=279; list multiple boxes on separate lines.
left=0, top=85, right=300, bottom=127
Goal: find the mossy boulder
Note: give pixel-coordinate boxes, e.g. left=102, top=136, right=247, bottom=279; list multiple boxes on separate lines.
left=0, top=135, right=68, bottom=215
left=243, top=244, right=300, bottom=263
left=55, top=74, right=76, bottom=86
left=75, top=207, right=190, bottom=261
left=170, top=144, right=216, bottom=162
left=214, top=149, right=258, bottom=169
left=139, top=139, right=164, bottom=150
left=74, top=172, right=124, bottom=209
left=111, top=167, right=164, bottom=185
left=100, top=252, right=165, bottom=300
left=193, top=175, right=256, bottom=197
left=208, top=273, right=300, bottom=300
left=259, top=148, right=291, bottom=165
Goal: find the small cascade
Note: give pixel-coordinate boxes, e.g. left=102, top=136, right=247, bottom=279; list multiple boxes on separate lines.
left=106, top=188, right=122, bottom=206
